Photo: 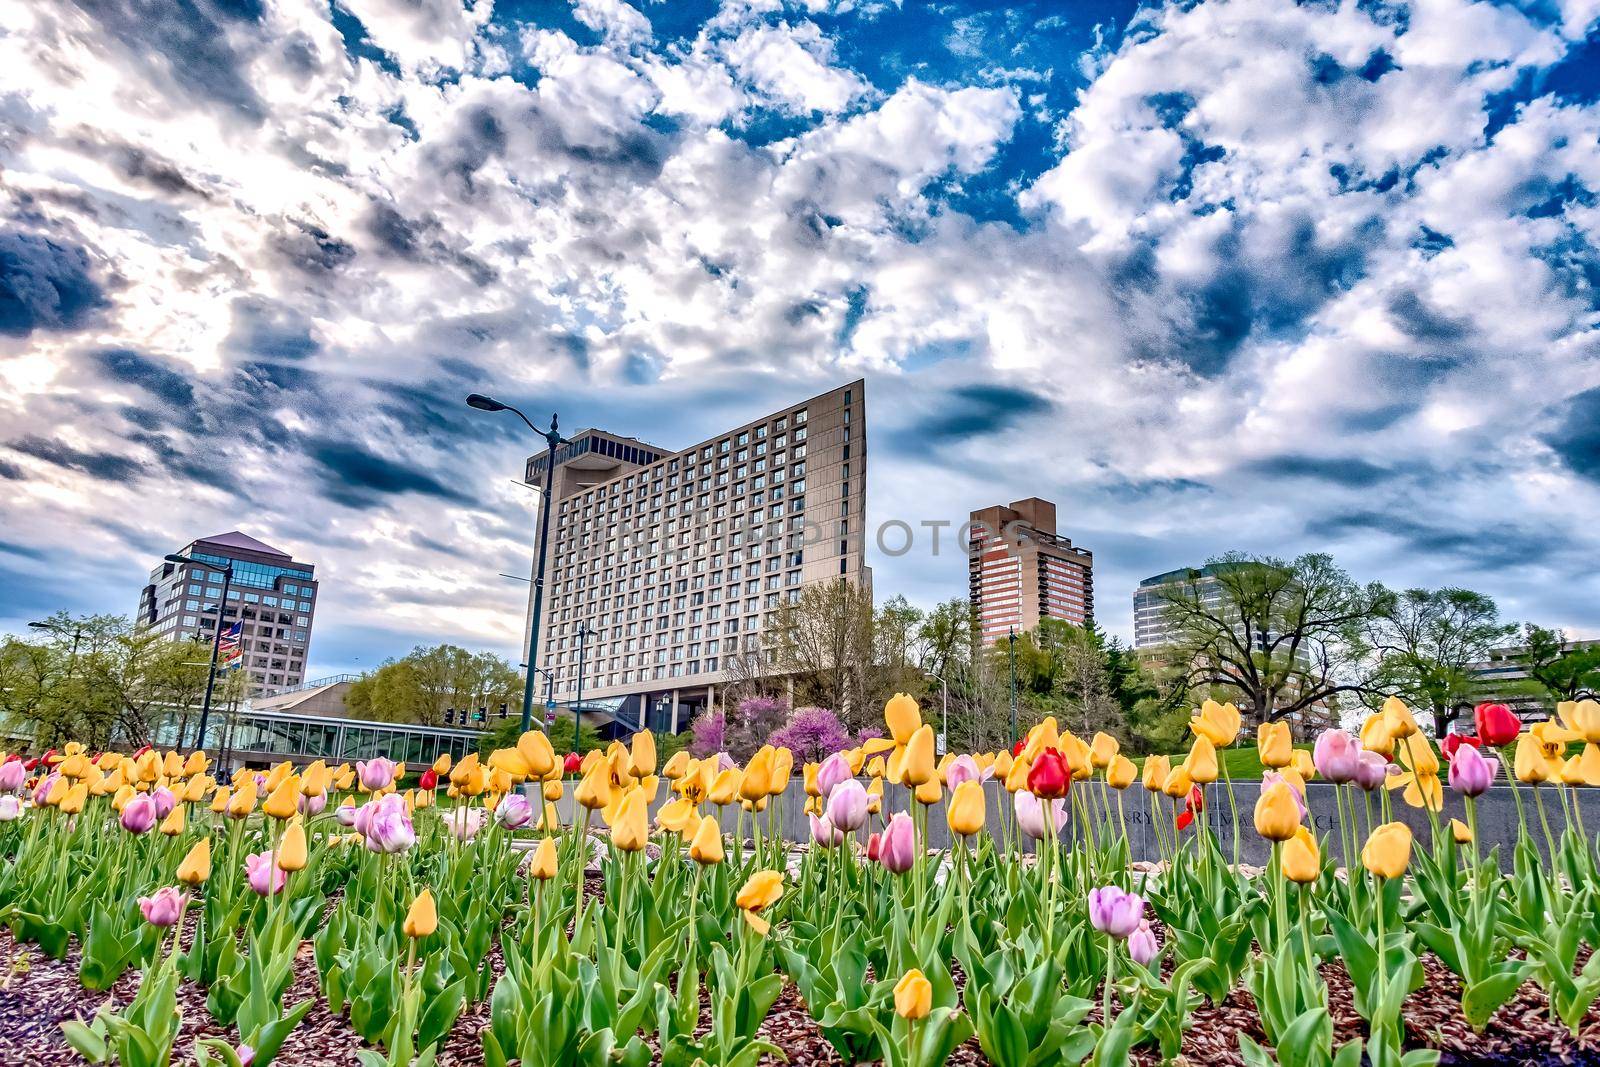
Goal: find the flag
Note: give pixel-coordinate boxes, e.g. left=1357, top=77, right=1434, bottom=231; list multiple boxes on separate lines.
left=218, top=622, right=243, bottom=671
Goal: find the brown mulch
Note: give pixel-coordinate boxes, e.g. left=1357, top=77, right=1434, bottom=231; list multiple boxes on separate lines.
left=6, top=893, right=1600, bottom=1067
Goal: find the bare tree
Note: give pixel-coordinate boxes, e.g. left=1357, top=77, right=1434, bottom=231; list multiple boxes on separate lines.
left=1365, top=587, right=1517, bottom=737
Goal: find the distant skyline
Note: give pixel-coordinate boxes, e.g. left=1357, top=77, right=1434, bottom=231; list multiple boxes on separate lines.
left=3, top=0, right=1599, bottom=677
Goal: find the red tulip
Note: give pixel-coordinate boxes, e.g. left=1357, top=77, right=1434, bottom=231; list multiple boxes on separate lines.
left=563, top=751, right=582, bottom=775
left=1012, top=739, right=1026, bottom=757
left=866, top=831, right=883, bottom=863
left=1441, top=733, right=1481, bottom=762
left=1474, top=702, right=1520, bottom=747
left=1176, top=810, right=1194, bottom=831
left=419, top=769, right=438, bottom=791
left=1026, top=749, right=1070, bottom=799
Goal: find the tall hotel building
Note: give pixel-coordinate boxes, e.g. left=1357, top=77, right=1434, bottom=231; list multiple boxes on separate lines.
left=967, top=498, right=1093, bottom=644
left=526, top=381, right=867, bottom=733
left=137, top=532, right=319, bottom=694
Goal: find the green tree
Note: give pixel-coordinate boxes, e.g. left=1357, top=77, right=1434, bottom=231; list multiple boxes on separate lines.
left=1520, top=624, right=1600, bottom=703
left=345, top=644, right=522, bottom=725
left=1365, top=587, right=1516, bottom=737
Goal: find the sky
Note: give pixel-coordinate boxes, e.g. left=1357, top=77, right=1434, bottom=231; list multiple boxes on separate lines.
left=1, top=0, right=1599, bottom=677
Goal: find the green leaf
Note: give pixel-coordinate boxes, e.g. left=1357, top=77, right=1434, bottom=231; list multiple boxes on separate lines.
left=1462, top=967, right=1530, bottom=1030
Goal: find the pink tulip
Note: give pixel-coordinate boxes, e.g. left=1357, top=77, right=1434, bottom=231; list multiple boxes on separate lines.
left=357, top=758, right=397, bottom=792
left=1353, top=750, right=1388, bottom=791
left=809, top=812, right=845, bottom=847
left=824, top=778, right=868, bottom=832
left=497, top=794, right=533, bottom=829
left=1312, top=730, right=1360, bottom=784
left=878, top=812, right=916, bottom=873
left=150, top=787, right=176, bottom=819
left=1088, top=885, right=1145, bottom=939
left=120, top=794, right=158, bottom=835
left=360, top=794, right=415, bottom=854
left=815, top=752, right=853, bottom=799
left=1447, top=744, right=1497, bottom=797
left=445, top=807, right=486, bottom=842
left=0, top=759, right=25, bottom=793
left=0, top=796, right=20, bottom=821
left=945, top=754, right=989, bottom=791
left=298, top=791, right=327, bottom=816
left=1128, top=920, right=1159, bottom=966
left=245, top=850, right=287, bottom=896
left=335, top=800, right=357, bottom=826
left=138, top=886, right=188, bottom=928
left=1014, top=789, right=1067, bottom=841
left=32, top=773, right=58, bottom=806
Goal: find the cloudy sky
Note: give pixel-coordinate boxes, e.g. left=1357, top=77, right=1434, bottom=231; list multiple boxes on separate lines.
left=2, top=0, right=1598, bottom=675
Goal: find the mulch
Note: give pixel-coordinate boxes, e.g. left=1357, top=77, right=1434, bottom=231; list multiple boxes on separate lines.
left=6, top=888, right=1600, bottom=1067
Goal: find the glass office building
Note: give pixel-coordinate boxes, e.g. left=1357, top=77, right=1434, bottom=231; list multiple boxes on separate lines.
left=152, top=705, right=486, bottom=769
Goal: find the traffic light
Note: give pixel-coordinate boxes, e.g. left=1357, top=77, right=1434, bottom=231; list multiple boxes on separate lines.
left=476, top=706, right=487, bottom=723
left=444, top=708, right=455, bottom=725
left=498, top=702, right=509, bottom=719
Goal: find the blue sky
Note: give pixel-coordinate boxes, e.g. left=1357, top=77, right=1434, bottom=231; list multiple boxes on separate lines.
left=2, top=0, right=1599, bottom=675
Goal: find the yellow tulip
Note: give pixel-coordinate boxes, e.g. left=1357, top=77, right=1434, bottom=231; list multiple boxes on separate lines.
left=227, top=782, right=257, bottom=819
left=45, top=775, right=69, bottom=807
left=1004, top=754, right=1032, bottom=793
left=611, top=789, right=649, bottom=852
left=1281, top=826, right=1320, bottom=883
left=1559, top=699, right=1600, bottom=744
left=1515, top=734, right=1550, bottom=783
left=183, top=774, right=209, bottom=803
left=1142, top=754, right=1170, bottom=793
left=1359, top=713, right=1394, bottom=756
left=991, top=750, right=1013, bottom=780
left=708, top=768, right=741, bottom=806
left=1362, top=821, right=1413, bottom=879
left=575, top=763, right=612, bottom=810
left=767, top=749, right=793, bottom=796
left=893, top=968, right=933, bottom=1020
left=1256, top=722, right=1293, bottom=769
left=1395, top=733, right=1439, bottom=778
left=1381, top=697, right=1419, bottom=740
left=865, top=755, right=887, bottom=779
left=689, top=816, right=725, bottom=865
left=846, top=747, right=867, bottom=774
left=1089, top=732, right=1119, bottom=769
left=1106, top=754, right=1137, bottom=790
left=262, top=776, right=300, bottom=820
left=735, top=869, right=784, bottom=934
left=177, top=837, right=211, bottom=885
left=1189, top=699, right=1243, bottom=747
left=947, top=780, right=985, bottom=836
left=1569, top=742, right=1600, bottom=786
left=623, top=731, right=655, bottom=778
left=914, top=778, right=942, bottom=805
left=1254, top=779, right=1302, bottom=841
left=159, top=805, right=185, bottom=836
left=1162, top=764, right=1192, bottom=799
left=489, top=748, right=532, bottom=779
left=518, top=730, right=557, bottom=778
left=1387, top=769, right=1443, bottom=812
left=657, top=797, right=696, bottom=833
left=278, top=822, right=308, bottom=872
left=902, top=726, right=937, bottom=787
left=1450, top=818, right=1473, bottom=844
left=265, top=761, right=293, bottom=791
left=662, top=751, right=691, bottom=781
left=432, top=753, right=452, bottom=775
left=884, top=693, right=921, bottom=745
left=543, top=779, right=564, bottom=803
left=741, top=748, right=774, bottom=800
left=60, top=783, right=87, bottom=814
left=210, top=785, right=232, bottom=814
left=1291, top=749, right=1316, bottom=781
left=403, top=889, right=437, bottom=939
left=1186, top=736, right=1219, bottom=784
left=803, top=762, right=821, bottom=797
left=529, top=836, right=558, bottom=879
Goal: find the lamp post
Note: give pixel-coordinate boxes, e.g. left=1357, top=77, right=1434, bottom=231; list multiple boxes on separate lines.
left=467, top=393, right=565, bottom=735
left=575, top=624, right=598, bottom=750
left=1007, top=628, right=1018, bottom=752
left=925, top=670, right=948, bottom=755
left=28, top=620, right=84, bottom=672
left=164, top=553, right=234, bottom=752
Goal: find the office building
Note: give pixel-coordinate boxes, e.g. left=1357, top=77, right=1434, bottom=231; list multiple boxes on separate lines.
left=523, top=381, right=868, bottom=734
left=1133, top=565, right=1228, bottom=649
left=137, top=532, right=318, bottom=694
left=967, top=498, right=1093, bottom=644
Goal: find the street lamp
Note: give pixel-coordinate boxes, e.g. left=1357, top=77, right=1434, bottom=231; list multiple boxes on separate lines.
left=925, top=670, right=948, bottom=755
left=28, top=620, right=84, bottom=671
left=574, top=624, right=599, bottom=751
left=166, top=553, right=234, bottom=751
left=1007, top=628, right=1018, bottom=752
left=467, top=392, right=565, bottom=734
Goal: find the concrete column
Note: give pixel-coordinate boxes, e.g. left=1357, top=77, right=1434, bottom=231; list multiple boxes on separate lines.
left=669, top=689, right=680, bottom=733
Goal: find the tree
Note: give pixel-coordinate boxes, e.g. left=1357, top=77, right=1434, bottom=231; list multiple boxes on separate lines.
left=345, top=644, right=522, bottom=725
left=764, top=580, right=878, bottom=730
left=1365, top=587, right=1517, bottom=737
left=1521, top=624, right=1600, bottom=703
left=1154, top=553, right=1389, bottom=727
left=770, top=707, right=852, bottom=762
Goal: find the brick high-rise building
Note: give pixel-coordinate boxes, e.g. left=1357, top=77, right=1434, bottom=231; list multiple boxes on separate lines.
left=524, top=381, right=868, bottom=733
left=137, top=532, right=318, bottom=695
left=967, top=498, right=1093, bottom=644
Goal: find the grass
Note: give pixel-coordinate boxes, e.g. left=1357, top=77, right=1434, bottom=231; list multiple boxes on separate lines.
left=1131, top=744, right=1315, bottom=779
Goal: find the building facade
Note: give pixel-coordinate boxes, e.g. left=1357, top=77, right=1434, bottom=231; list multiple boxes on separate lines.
left=137, top=531, right=318, bottom=695
left=1133, top=565, right=1225, bottom=649
left=523, top=381, right=868, bottom=734
left=967, top=498, right=1093, bottom=644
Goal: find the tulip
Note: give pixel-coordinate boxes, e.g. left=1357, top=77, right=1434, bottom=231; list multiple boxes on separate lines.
left=1106, top=754, right=1137, bottom=790
left=445, top=807, right=486, bottom=842
left=1090, top=732, right=1119, bottom=769
left=1441, top=733, right=1480, bottom=763
left=1128, top=920, right=1160, bottom=967
left=885, top=693, right=921, bottom=745
left=575, top=762, right=612, bottom=810
left=121, top=793, right=158, bottom=835
left=277, top=822, right=308, bottom=872
left=1088, top=885, right=1145, bottom=939
left=1353, top=750, right=1389, bottom=791
left=1254, top=779, right=1302, bottom=841
left=900, top=726, right=936, bottom=787
left=1142, top=754, right=1170, bottom=793
left=825, top=778, right=869, bottom=832
left=689, top=815, right=725, bottom=865
left=1381, top=697, right=1419, bottom=740
left=245, top=850, right=287, bottom=896
left=1362, top=821, right=1413, bottom=878
left=735, top=869, right=784, bottom=934
left=741, top=748, right=775, bottom=800
left=334, top=798, right=357, bottom=826
left=138, top=886, right=187, bottom=928
left=357, top=757, right=397, bottom=792
left=1186, top=736, right=1219, bottom=784
left=1161, top=764, right=1192, bottom=799
left=0, top=759, right=25, bottom=793
left=1559, top=699, right=1600, bottom=743
left=1451, top=818, right=1473, bottom=844
left=1281, top=827, right=1320, bottom=883
left=60, top=783, right=86, bottom=815
left=404, top=889, right=437, bottom=939
left=814, top=751, right=853, bottom=798
left=1447, top=744, right=1497, bottom=797
left=149, top=786, right=176, bottom=819
left=159, top=805, right=185, bottom=836
left=262, top=777, right=299, bottom=820
left=809, top=813, right=845, bottom=847
left=1190, top=699, right=1242, bottom=747
left=529, top=836, right=558, bottom=879
left=1312, top=729, right=1360, bottom=783
left=177, top=837, right=211, bottom=885
left=1256, top=722, right=1293, bottom=769
left=893, top=968, right=932, bottom=1020
left=0, top=796, right=20, bottom=822
left=611, top=790, right=649, bottom=852
left=1389, top=768, right=1444, bottom=811
left=947, top=780, right=986, bottom=837
left=628, top=731, right=657, bottom=778
left=1014, top=789, right=1067, bottom=841
left=878, top=812, right=916, bottom=873
left=361, top=794, right=416, bottom=853
left=914, top=778, right=942, bottom=805
left=1359, top=713, right=1393, bottom=756
left=497, top=793, right=533, bottom=829
left=1026, top=749, right=1070, bottom=799
left=1060, top=733, right=1093, bottom=780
